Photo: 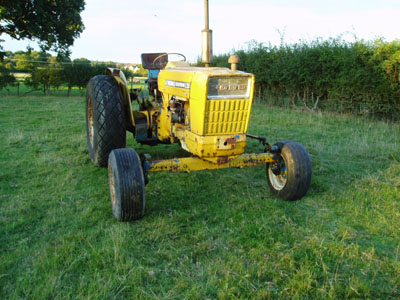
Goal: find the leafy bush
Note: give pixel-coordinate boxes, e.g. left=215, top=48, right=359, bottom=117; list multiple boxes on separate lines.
left=213, top=38, right=400, bottom=120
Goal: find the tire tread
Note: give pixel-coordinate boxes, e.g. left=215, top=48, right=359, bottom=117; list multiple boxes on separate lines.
left=267, top=141, right=312, bottom=201
left=86, top=75, right=126, bottom=167
left=109, top=148, right=145, bottom=222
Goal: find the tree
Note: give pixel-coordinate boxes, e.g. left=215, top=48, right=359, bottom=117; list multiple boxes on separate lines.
left=135, top=64, right=148, bottom=77
left=73, top=57, right=91, bottom=65
left=48, top=55, right=71, bottom=68
left=0, top=0, right=85, bottom=56
left=25, top=68, right=62, bottom=95
left=60, top=62, right=99, bottom=95
left=0, top=65, right=15, bottom=92
left=14, top=52, right=34, bottom=72
left=372, top=39, right=400, bottom=87
left=1, top=51, right=15, bottom=70
left=123, top=68, right=134, bottom=79
left=14, top=51, right=52, bottom=72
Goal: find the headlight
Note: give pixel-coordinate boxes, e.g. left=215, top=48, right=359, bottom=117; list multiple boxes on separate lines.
left=207, top=77, right=251, bottom=99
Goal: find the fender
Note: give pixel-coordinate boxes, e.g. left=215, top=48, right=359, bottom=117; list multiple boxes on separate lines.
left=106, top=68, right=135, bottom=131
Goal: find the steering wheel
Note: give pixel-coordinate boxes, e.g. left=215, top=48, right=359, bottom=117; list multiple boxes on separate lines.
left=153, top=53, right=186, bottom=65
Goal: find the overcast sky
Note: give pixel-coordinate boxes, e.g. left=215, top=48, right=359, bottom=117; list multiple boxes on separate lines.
left=3, top=0, right=400, bottom=63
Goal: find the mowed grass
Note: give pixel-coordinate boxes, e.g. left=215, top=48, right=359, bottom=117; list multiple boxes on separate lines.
left=0, top=95, right=399, bottom=299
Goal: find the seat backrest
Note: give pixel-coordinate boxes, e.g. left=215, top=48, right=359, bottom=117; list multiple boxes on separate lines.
left=141, top=53, right=168, bottom=70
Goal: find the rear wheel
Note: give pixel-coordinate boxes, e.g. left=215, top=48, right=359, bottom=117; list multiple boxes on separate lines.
left=108, top=148, right=145, bottom=221
left=267, top=141, right=312, bottom=201
left=86, top=75, right=126, bottom=167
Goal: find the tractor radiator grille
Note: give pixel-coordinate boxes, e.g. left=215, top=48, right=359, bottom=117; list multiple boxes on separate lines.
left=204, top=99, right=251, bottom=135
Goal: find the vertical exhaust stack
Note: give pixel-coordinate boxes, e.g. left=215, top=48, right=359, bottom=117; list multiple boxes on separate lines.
left=202, top=0, right=213, bottom=67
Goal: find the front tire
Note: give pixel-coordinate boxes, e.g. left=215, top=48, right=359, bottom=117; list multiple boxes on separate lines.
left=86, top=75, right=126, bottom=167
left=267, top=142, right=312, bottom=201
left=108, top=148, right=145, bottom=222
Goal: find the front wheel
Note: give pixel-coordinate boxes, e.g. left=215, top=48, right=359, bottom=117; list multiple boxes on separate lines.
left=267, top=142, right=312, bottom=201
left=108, top=148, right=145, bottom=221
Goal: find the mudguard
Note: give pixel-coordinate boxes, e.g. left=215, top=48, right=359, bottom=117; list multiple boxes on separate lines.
left=106, top=68, right=135, bottom=131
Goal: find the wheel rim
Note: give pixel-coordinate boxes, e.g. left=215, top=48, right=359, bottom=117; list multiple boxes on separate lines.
left=268, top=157, right=288, bottom=191
left=87, top=96, right=94, bottom=147
left=109, top=164, right=116, bottom=208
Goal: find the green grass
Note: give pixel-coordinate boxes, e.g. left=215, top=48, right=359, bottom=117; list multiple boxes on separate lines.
left=0, top=95, right=399, bottom=299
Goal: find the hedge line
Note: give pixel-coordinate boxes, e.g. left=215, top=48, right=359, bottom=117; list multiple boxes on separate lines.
left=211, top=38, right=400, bottom=120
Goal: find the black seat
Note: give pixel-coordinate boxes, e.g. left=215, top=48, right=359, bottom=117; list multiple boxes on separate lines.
left=141, top=53, right=168, bottom=70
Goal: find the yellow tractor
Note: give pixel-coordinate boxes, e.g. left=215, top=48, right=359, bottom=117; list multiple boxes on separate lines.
left=86, top=1, right=311, bottom=221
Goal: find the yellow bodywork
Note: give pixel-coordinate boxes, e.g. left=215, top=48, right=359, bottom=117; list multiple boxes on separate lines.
left=145, top=152, right=275, bottom=173
left=156, top=62, right=255, bottom=162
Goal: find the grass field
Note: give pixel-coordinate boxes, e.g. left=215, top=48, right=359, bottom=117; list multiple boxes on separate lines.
left=0, top=95, right=399, bottom=299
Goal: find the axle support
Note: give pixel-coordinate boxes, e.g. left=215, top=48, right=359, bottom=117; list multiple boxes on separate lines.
left=143, top=152, right=276, bottom=173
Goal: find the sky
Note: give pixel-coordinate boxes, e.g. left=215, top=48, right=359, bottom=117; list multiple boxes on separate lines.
left=3, top=0, right=400, bottom=64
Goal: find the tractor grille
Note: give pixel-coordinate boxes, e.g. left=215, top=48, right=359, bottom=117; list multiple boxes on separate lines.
left=204, top=99, right=251, bottom=134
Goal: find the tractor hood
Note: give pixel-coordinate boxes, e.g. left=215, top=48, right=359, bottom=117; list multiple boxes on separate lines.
left=158, top=63, right=253, bottom=101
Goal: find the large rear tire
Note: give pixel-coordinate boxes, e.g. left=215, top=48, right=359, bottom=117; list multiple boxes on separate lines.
left=108, top=148, right=146, bottom=222
left=267, top=141, right=312, bottom=201
left=86, top=75, right=126, bottom=167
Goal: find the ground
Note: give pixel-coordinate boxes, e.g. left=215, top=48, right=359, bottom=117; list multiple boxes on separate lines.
left=0, top=95, right=399, bottom=299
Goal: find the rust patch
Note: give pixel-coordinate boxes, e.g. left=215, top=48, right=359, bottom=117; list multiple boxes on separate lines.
left=217, top=136, right=237, bottom=150
left=243, top=158, right=256, bottom=164
left=225, top=137, right=237, bottom=149
left=217, top=156, right=229, bottom=165
left=170, top=165, right=180, bottom=172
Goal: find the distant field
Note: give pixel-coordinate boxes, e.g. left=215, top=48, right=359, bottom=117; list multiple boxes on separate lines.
left=12, top=72, right=30, bottom=80
left=0, top=82, right=85, bottom=97
left=0, top=96, right=399, bottom=299
left=0, top=79, right=146, bottom=97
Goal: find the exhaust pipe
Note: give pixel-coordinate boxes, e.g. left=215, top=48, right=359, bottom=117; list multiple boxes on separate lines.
left=201, top=0, right=213, bottom=67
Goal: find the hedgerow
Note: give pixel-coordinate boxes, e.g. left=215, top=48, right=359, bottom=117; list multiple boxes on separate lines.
left=211, top=38, right=400, bottom=120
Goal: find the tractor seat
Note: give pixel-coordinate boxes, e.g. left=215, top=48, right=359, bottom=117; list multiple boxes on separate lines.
left=141, top=53, right=168, bottom=70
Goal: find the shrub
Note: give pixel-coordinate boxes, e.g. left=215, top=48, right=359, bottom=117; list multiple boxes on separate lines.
left=213, top=38, right=400, bottom=120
